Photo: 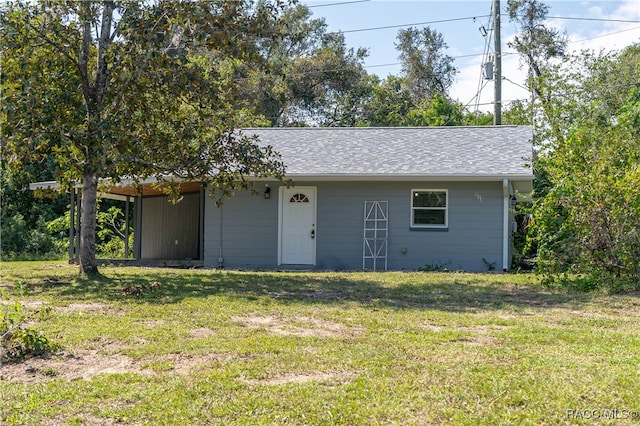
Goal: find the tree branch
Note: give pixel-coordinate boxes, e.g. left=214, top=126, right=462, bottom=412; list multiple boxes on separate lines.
left=18, top=18, right=80, bottom=76
left=78, top=4, right=93, bottom=114
left=95, top=1, right=115, bottom=105
left=107, top=11, right=170, bottom=116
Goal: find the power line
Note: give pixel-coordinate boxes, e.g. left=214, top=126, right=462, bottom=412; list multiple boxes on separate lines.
left=473, top=0, right=494, bottom=115
left=502, top=76, right=529, bottom=92
left=356, top=22, right=637, bottom=72
left=325, top=14, right=640, bottom=36
left=308, top=0, right=371, bottom=8
left=441, top=79, right=490, bottom=126
left=544, top=16, right=640, bottom=24
left=571, top=25, right=640, bottom=44
left=360, top=52, right=518, bottom=71
left=333, top=15, right=490, bottom=34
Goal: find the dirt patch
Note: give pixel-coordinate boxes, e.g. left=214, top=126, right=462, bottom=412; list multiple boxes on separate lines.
left=148, top=353, right=229, bottom=375
left=423, top=322, right=506, bottom=346
left=457, top=324, right=510, bottom=332
left=57, top=302, right=110, bottom=313
left=566, top=309, right=621, bottom=320
left=423, top=323, right=446, bottom=333
left=423, top=322, right=511, bottom=333
left=0, top=350, right=146, bottom=383
left=0, top=350, right=228, bottom=384
left=232, top=316, right=276, bottom=327
left=1, top=300, right=48, bottom=309
left=140, top=319, right=167, bottom=328
left=83, top=336, right=128, bottom=352
left=189, top=327, right=217, bottom=338
left=231, top=315, right=361, bottom=338
left=243, top=370, right=355, bottom=386
left=41, top=264, right=76, bottom=270
left=459, top=334, right=500, bottom=346
left=44, top=412, right=121, bottom=426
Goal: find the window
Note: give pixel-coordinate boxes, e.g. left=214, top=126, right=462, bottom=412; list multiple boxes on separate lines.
left=289, top=193, right=309, bottom=203
left=411, top=190, right=447, bottom=228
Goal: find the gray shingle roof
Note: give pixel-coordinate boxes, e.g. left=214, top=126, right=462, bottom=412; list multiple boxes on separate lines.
left=245, top=126, right=533, bottom=179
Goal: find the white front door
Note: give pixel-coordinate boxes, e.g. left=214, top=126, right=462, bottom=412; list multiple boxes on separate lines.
left=280, top=187, right=316, bottom=265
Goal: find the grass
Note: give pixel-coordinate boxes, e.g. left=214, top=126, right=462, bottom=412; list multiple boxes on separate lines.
left=1, top=260, right=639, bottom=425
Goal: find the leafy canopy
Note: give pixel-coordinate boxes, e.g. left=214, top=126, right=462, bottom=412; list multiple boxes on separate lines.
left=1, top=0, right=288, bottom=195
left=1, top=0, right=290, bottom=275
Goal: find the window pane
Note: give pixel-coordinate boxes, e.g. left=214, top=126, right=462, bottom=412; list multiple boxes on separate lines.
left=413, top=191, right=446, bottom=208
left=414, top=209, right=445, bottom=225
left=290, top=193, right=309, bottom=203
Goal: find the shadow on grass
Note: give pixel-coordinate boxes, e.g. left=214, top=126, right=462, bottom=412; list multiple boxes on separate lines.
left=22, top=266, right=613, bottom=313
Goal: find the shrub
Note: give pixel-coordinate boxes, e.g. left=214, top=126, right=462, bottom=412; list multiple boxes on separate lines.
left=1, top=302, right=57, bottom=363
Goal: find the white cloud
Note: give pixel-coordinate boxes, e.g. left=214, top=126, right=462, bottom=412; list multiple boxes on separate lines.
left=451, top=0, right=640, bottom=114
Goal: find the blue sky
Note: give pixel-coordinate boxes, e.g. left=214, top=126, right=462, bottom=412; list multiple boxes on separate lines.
left=300, top=0, right=640, bottom=112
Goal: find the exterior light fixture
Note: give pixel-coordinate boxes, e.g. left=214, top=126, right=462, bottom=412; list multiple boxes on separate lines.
left=264, top=185, right=271, bottom=200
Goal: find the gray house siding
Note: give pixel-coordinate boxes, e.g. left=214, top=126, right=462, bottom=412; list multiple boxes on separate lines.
left=204, top=188, right=279, bottom=268
left=203, top=180, right=506, bottom=272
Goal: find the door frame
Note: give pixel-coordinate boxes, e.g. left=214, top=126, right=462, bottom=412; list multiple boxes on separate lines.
left=278, top=186, right=317, bottom=265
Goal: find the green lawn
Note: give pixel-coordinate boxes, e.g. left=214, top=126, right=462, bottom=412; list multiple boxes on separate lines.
left=1, top=261, right=639, bottom=425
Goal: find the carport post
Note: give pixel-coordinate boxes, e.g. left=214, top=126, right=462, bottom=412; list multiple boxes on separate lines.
left=199, top=184, right=205, bottom=261
left=69, top=187, right=75, bottom=263
left=133, top=193, right=142, bottom=260
left=75, top=191, right=81, bottom=263
left=124, top=195, right=130, bottom=259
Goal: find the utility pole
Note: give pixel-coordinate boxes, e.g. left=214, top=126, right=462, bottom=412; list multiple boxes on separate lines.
left=494, top=0, right=502, bottom=125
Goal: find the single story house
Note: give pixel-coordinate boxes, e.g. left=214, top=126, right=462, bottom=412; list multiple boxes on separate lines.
left=32, top=126, right=534, bottom=272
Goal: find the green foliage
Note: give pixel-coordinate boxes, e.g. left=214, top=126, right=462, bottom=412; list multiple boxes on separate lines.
left=1, top=0, right=290, bottom=274
left=508, top=0, right=639, bottom=290
left=96, top=201, right=133, bottom=258
left=417, top=261, right=451, bottom=272
left=237, top=4, right=370, bottom=126
left=0, top=213, right=63, bottom=259
left=531, top=84, right=640, bottom=290
left=358, top=75, right=413, bottom=126
left=395, top=26, right=457, bottom=103
left=0, top=166, right=67, bottom=259
left=407, top=95, right=463, bottom=126
left=358, top=83, right=486, bottom=127
left=1, top=301, right=56, bottom=363
left=2, top=327, right=55, bottom=362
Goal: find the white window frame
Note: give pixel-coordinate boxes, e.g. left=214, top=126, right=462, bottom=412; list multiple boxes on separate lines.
left=410, top=189, right=448, bottom=229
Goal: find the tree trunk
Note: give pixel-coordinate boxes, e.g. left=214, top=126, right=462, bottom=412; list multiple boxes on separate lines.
left=79, top=172, right=99, bottom=277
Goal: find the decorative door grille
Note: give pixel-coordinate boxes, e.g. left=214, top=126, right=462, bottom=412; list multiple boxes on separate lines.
left=363, top=201, right=388, bottom=271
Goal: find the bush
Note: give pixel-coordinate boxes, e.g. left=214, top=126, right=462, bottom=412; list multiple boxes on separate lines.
left=1, top=301, right=57, bottom=363
left=1, top=214, right=65, bottom=260
left=0, top=213, right=29, bottom=254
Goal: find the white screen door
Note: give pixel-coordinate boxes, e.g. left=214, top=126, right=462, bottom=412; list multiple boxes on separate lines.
left=280, top=187, right=316, bottom=265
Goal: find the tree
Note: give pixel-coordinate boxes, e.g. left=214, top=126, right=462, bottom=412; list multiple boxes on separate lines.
left=1, top=1, right=287, bottom=276
left=0, top=160, right=68, bottom=259
left=236, top=4, right=369, bottom=126
left=358, top=75, right=414, bottom=126
left=358, top=77, right=488, bottom=127
left=507, top=0, right=567, bottom=80
left=507, top=0, right=640, bottom=287
left=355, top=26, right=466, bottom=127
left=507, top=0, right=568, bottom=141
left=395, top=26, right=457, bottom=103
left=532, top=87, right=640, bottom=288
left=510, top=41, right=640, bottom=288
